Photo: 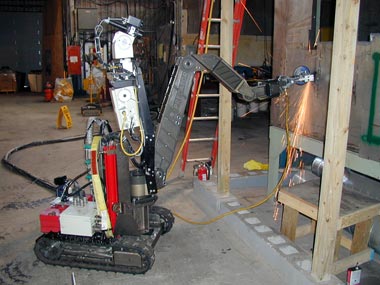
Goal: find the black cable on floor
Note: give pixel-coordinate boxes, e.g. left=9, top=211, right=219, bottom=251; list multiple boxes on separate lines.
left=1, top=135, right=85, bottom=192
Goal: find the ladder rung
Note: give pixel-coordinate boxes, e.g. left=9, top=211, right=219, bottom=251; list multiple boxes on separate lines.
left=206, top=44, right=220, bottom=49
left=189, top=137, right=215, bottom=142
left=193, top=116, right=218, bottom=121
left=199, top=44, right=220, bottom=49
left=198, top=93, right=220, bottom=98
left=186, top=157, right=211, bottom=162
left=181, top=0, right=246, bottom=174
left=210, top=18, right=221, bottom=23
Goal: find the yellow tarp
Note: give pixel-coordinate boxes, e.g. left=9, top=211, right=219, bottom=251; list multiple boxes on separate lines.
left=243, top=159, right=269, bottom=171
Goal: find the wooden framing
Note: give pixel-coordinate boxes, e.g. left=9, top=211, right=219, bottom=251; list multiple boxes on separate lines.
left=312, top=0, right=361, bottom=280
left=270, top=0, right=378, bottom=281
left=217, top=0, right=233, bottom=193
left=271, top=0, right=380, bottom=162
left=43, top=0, right=65, bottom=83
left=278, top=180, right=380, bottom=278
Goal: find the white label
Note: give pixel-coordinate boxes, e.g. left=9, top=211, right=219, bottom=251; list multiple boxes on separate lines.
left=347, top=268, right=361, bottom=285
left=69, top=56, right=78, bottom=63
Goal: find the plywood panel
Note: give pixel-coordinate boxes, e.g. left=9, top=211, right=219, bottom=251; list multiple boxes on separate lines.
left=44, top=0, right=64, bottom=82
left=272, top=0, right=380, bottom=162
left=272, top=0, right=319, bottom=140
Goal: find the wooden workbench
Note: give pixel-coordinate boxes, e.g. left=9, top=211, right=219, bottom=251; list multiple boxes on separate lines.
left=278, top=180, right=380, bottom=274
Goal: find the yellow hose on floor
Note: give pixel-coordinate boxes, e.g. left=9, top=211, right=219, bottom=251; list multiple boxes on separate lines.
left=171, top=92, right=292, bottom=225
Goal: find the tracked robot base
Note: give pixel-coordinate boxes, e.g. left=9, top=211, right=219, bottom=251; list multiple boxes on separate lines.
left=34, top=117, right=174, bottom=274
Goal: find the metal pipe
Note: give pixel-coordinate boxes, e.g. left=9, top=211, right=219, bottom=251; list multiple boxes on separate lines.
left=311, top=157, right=353, bottom=188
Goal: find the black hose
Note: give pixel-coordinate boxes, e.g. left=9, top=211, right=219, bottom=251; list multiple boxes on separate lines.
left=2, top=135, right=85, bottom=192
left=67, top=181, right=92, bottom=197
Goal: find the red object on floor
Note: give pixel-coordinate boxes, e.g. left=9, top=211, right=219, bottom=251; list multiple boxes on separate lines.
left=44, top=88, right=54, bottom=102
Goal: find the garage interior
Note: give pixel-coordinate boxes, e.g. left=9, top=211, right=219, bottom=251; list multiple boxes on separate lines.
left=0, top=0, right=380, bottom=284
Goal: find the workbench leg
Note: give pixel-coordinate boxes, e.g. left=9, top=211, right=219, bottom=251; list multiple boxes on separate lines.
left=334, top=230, right=342, bottom=261
left=351, top=219, right=373, bottom=254
left=268, top=127, right=286, bottom=195
left=281, top=205, right=299, bottom=241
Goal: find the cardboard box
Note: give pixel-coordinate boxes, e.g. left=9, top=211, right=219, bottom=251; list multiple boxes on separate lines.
left=0, top=73, right=16, bottom=92
left=28, top=73, right=43, bottom=92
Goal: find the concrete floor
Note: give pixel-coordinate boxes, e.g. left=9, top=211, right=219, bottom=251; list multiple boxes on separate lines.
left=0, top=92, right=379, bottom=284
left=0, top=93, right=282, bottom=285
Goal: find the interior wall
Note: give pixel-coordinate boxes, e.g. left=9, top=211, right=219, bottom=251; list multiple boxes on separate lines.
left=320, top=0, right=380, bottom=41
left=43, top=0, right=64, bottom=84
left=271, top=0, right=380, bottom=162
left=183, top=0, right=274, bottom=36
left=181, top=33, right=272, bottom=68
left=64, top=0, right=177, bottom=102
left=181, top=0, right=274, bottom=68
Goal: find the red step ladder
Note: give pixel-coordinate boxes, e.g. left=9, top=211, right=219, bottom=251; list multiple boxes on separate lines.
left=180, top=0, right=246, bottom=174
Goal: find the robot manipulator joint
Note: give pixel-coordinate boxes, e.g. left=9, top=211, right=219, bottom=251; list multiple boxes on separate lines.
left=236, top=65, right=315, bottom=102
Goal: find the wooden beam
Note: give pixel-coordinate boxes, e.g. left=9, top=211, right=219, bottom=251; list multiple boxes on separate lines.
left=217, top=0, right=233, bottom=193
left=338, top=204, right=380, bottom=229
left=311, top=0, right=361, bottom=281
left=281, top=205, right=299, bottom=241
left=334, top=230, right=343, bottom=261
left=272, top=0, right=288, bottom=75
left=332, top=248, right=372, bottom=275
left=278, top=191, right=318, bottom=220
left=341, top=235, right=353, bottom=251
left=351, top=219, right=373, bottom=254
left=296, top=220, right=316, bottom=238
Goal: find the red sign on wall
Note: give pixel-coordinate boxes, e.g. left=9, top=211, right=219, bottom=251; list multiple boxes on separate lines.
left=67, top=46, right=82, bottom=75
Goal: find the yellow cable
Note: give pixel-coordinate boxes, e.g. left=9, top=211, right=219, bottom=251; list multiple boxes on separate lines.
left=120, top=114, right=144, bottom=157
left=167, top=1, right=292, bottom=224
left=120, top=110, right=145, bottom=157
left=172, top=91, right=293, bottom=225
left=167, top=73, right=203, bottom=178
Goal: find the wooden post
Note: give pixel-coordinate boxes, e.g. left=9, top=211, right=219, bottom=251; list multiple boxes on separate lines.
left=217, top=0, right=233, bottom=193
left=351, top=219, right=373, bottom=254
left=272, top=0, right=288, bottom=76
left=311, top=0, right=361, bottom=281
left=281, top=205, right=299, bottom=241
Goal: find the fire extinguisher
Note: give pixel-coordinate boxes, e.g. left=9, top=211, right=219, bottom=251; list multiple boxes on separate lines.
left=197, top=163, right=209, bottom=181
left=44, top=81, right=54, bottom=102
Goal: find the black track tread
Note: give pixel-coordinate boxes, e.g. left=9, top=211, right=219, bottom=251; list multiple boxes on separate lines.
left=34, top=233, right=155, bottom=274
left=150, top=206, right=175, bottom=235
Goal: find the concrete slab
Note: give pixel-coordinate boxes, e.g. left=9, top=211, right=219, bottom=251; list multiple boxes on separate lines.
left=0, top=94, right=285, bottom=285
left=1, top=93, right=378, bottom=284
left=192, top=178, right=344, bottom=285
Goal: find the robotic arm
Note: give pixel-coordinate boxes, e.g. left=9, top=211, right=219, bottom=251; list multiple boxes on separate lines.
left=94, top=16, right=315, bottom=192
left=189, top=54, right=314, bottom=102
left=95, top=16, right=157, bottom=194
left=155, top=54, right=314, bottom=188
left=95, top=16, right=142, bottom=63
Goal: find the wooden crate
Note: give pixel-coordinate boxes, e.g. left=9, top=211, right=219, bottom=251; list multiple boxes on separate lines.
left=0, top=72, right=16, bottom=93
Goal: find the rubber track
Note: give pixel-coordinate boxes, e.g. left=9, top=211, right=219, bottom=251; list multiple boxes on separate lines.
left=34, top=233, right=155, bottom=274
left=150, top=205, right=175, bottom=235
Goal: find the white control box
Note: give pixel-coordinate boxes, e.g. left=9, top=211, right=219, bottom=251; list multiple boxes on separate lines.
left=110, top=86, right=141, bottom=131
left=60, top=202, right=97, bottom=237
